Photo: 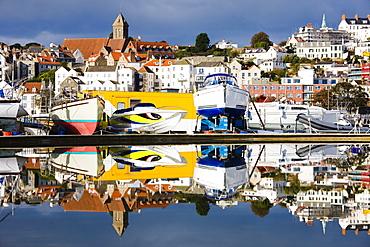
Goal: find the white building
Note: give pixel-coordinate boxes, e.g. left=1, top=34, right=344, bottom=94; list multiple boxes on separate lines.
left=54, top=67, right=80, bottom=93
left=169, top=58, right=195, bottom=93
left=338, top=14, right=370, bottom=42
left=215, top=39, right=238, bottom=49
left=229, top=60, right=266, bottom=86
left=296, top=42, right=346, bottom=60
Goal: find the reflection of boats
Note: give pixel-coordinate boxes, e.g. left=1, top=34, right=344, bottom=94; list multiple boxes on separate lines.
left=297, top=112, right=370, bottom=133
left=50, top=97, right=105, bottom=135
left=50, top=147, right=104, bottom=182
left=108, top=103, right=187, bottom=133
left=246, top=102, right=327, bottom=131
left=193, top=145, right=248, bottom=200
left=193, top=73, right=248, bottom=118
left=0, top=150, right=27, bottom=174
left=110, top=146, right=187, bottom=170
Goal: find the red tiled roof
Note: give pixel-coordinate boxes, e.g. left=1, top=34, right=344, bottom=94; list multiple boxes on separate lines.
left=143, top=59, right=176, bottom=67
left=62, top=38, right=109, bottom=59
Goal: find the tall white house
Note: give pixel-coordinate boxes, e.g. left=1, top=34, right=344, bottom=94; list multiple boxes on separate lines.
left=338, top=14, right=370, bottom=42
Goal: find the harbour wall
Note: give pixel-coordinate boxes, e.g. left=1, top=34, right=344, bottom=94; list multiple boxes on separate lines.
left=0, top=133, right=368, bottom=148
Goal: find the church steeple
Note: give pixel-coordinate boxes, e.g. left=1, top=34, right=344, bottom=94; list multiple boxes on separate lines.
left=112, top=13, right=129, bottom=39
left=321, top=14, right=327, bottom=29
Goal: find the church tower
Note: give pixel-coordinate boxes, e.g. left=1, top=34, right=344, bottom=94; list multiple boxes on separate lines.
left=112, top=13, right=129, bottom=39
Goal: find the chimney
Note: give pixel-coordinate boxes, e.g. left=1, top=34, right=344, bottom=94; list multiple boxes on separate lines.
left=368, top=15, right=370, bottom=20
left=130, top=51, right=135, bottom=62
left=342, top=14, right=346, bottom=20
left=342, top=229, right=346, bottom=235
left=355, top=229, right=359, bottom=235
left=355, top=14, right=359, bottom=20
left=307, top=23, right=313, bottom=28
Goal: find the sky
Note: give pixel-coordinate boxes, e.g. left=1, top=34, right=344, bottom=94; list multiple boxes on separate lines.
left=0, top=0, right=369, bottom=48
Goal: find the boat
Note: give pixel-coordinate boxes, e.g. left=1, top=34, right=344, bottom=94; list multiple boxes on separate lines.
left=193, top=145, right=248, bottom=200
left=108, top=103, right=187, bottom=133
left=110, top=146, right=187, bottom=170
left=246, top=101, right=328, bottom=131
left=50, top=96, right=105, bottom=135
left=193, top=73, right=248, bottom=118
left=296, top=112, right=370, bottom=133
left=0, top=82, right=28, bottom=131
left=50, top=146, right=104, bottom=183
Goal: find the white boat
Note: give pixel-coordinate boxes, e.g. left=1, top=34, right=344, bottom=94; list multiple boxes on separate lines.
left=0, top=82, right=28, bottom=128
left=50, top=96, right=105, bottom=135
left=246, top=101, right=328, bottom=131
left=193, top=145, right=248, bottom=200
left=108, top=103, right=187, bottom=133
left=110, top=146, right=187, bottom=170
left=193, top=73, right=248, bottom=118
left=296, top=112, right=369, bottom=133
left=50, top=147, right=104, bottom=182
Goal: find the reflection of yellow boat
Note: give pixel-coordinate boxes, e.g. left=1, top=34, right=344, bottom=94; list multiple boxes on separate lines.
left=110, top=146, right=187, bottom=170
left=97, top=146, right=197, bottom=181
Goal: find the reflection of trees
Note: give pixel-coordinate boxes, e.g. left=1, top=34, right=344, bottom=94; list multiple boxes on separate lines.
left=195, top=197, right=210, bottom=216
left=174, top=192, right=211, bottom=216
left=329, top=147, right=369, bottom=169
left=250, top=199, right=273, bottom=218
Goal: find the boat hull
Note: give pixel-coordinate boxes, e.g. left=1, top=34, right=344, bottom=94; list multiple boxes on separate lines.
left=109, top=106, right=187, bottom=133
left=194, top=84, right=248, bottom=118
left=51, top=97, right=104, bottom=135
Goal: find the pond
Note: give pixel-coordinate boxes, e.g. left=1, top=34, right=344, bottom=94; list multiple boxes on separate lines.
left=0, top=144, right=369, bottom=246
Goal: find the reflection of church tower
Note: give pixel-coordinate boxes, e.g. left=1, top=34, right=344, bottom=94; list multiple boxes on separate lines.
left=112, top=199, right=129, bottom=236
left=112, top=13, right=129, bottom=39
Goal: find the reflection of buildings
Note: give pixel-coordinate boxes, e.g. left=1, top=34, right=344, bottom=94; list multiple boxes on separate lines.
left=242, top=177, right=289, bottom=203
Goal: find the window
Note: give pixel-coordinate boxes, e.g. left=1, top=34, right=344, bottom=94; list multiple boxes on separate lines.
left=254, top=86, right=260, bottom=90
left=279, top=86, right=285, bottom=90
left=315, top=86, right=321, bottom=90
left=270, top=86, right=276, bottom=90
left=295, top=86, right=301, bottom=90
left=296, top=94, right=301, bottom=98
left=262, top=86, right=268, bottom=90
left=287, top=86, right=292, bottom=90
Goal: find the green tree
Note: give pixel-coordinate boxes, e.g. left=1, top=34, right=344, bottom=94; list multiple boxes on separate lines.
left=312, top=88, right=334, bottom=109
left=250, top=199, right=273, bottom=217
left=23, top=42, right=42, bottom=49
left=331, top=82, right=369, bottom=112
left=195, top=197, right=210, bottom=216
left=250, top=32, right=272, bottom=48
left=195, top=33, right=210, bottom=52
left=10, top=43, right=22, bottom=50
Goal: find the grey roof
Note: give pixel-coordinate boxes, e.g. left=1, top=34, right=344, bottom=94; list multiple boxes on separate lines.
left=86, top=66, right=116, bottom=72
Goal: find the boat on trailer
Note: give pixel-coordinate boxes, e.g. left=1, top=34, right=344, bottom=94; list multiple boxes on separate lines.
left=193, top=73, right=248, bottom=118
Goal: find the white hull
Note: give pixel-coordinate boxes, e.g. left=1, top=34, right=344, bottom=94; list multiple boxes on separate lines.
left=109, top=104, right=187, bottom=133
left=194, top=84, right=248, bottom=117
left=110, top=146, right=187, bottom=169
left=0, top=100, right=28, bottom=127
left=50, top=147, right=104, bottom=179
left=246, top=102, right=327, bottom=130
left=193, top=74, right=248, bottom=118
left=297, top=113, right=369, bottom=133
left=51, top=97, right=104, bottom=135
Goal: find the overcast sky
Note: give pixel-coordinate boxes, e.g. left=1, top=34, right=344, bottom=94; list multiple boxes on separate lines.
left=0, top=0, right=369, bottom=48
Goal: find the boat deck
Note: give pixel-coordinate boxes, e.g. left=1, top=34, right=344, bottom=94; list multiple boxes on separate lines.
left=0, top=132, right=368, bottom=148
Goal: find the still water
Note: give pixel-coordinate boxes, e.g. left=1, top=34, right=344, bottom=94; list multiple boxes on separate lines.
left=0, top=144, right=369, bottom=247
